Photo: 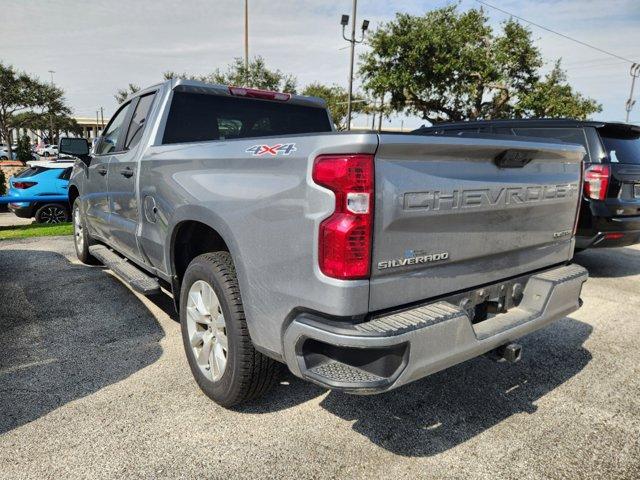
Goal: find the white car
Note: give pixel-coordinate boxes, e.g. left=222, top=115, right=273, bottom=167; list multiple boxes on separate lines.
left=37, top=144, right=59, bottom=157
left=0, top=143, right=10, bottom=160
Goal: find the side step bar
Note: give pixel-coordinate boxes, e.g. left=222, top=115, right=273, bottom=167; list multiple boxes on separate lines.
left=89, top=245, right=160, bottom=295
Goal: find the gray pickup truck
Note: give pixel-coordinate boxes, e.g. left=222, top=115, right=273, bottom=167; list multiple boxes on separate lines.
left=60, top=79, right=588, bottom=407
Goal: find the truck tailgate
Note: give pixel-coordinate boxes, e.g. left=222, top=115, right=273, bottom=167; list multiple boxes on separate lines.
left=370, top=134, right=584, bottom=311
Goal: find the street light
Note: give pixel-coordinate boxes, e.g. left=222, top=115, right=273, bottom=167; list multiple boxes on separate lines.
left=341, top=0, right=369, bottom=131
left=625, top=63, right=640, bottom=123
left=48, top=70, right=55, bottom=145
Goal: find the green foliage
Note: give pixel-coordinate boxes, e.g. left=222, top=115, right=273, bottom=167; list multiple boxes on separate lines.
left=0, top=62, right=77, bottom=151
left=118, top=57, right=298, bottom=103
left=515, top=60, right=602, bottom=119
left=209, top=57, right=297, bottom=93
left=0, top=168, right=6, bottom=196
left=14, top=135, right=31, bottom=162
left=114, top=83, right=141, bottom=104
left=359, top=6, right=600, bottom=122
left=302, top=83, right=365, bottom=130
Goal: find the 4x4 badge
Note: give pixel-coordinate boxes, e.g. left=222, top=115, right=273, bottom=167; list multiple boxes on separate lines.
left=246, top=143, right=297, bottom=156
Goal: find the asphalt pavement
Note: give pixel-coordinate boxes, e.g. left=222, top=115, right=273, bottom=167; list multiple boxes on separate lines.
left=0, top=236, right=638, bottom=479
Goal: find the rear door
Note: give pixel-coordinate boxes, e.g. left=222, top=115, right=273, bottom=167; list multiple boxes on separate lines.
left=370, top=134, right=584, bottom=311
left=85, top=101, right=133, bottom=240
left=106, top=91, right=157, bottom=261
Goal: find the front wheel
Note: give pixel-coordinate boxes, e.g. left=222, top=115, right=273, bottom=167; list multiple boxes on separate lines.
left=72, top=199, right=98, bottom=265
left=180, top=252, right=280, bottom=407
left=35, top=203, right=69, bottom=224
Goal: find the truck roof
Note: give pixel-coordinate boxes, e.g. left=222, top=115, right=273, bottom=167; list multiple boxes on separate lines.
left=413, top=118, right=640, bottom=134
left=122, top=79, right=327, bottom=110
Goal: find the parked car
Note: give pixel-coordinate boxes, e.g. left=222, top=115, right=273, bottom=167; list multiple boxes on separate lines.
left=413, top=119, right=640, bottom=250
left=0, top=144, right=10, bottom=160
left=37, top=144, right=59, bottom=157
left=60, top=79, right=587, bottom=407
left=7, top=161, right=73, bottom=223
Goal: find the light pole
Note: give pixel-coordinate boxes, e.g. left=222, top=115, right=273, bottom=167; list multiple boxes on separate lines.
left=341, top=1, right=369, bottom=131
left=48, top=70, right=55, bottom=145
left=244, top=0, right=249, bottom=83
left=625, top=63, right=640, bottom=123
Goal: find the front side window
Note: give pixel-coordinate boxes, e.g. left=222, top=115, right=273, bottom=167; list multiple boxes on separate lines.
left=125, top=93, right=156, bottom=150
left=97, top=102, right=132, bottom=155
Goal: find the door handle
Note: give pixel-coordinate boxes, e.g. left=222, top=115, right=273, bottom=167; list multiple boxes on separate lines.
left=97, top=166, right=107, bottom=176
left=120, top=167, right=134, bottom=178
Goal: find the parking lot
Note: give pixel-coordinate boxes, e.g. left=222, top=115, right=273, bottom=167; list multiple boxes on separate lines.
left=1, top=235, right=639, bottom=479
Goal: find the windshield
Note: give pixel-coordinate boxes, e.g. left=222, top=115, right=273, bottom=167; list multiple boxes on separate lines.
left=600, top=129, right=640, bottom=164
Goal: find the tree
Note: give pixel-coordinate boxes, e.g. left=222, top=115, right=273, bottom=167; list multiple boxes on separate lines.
left=359, top=6, right=601, bottom=122
left=0, top=62, right=52, bottom=160
left=302, top=83, right=365, bottom=130
left=116, top=57, right=297, bottom=104
left=13, top=82, right=80, bottom=145
left=515, top=60, right=601, bottom=119
left=209, top=57, right=297, bottom=93
left=114, top=83, right=141, bottom=104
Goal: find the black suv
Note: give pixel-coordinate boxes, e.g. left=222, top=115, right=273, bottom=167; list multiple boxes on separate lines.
left=413, top=119, right=640, bottom=250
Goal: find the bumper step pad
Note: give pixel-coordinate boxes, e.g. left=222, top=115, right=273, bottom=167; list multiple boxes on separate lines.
left=89, top=245, right=160, bottom=295
left=307, top=361, right=384, bottom=384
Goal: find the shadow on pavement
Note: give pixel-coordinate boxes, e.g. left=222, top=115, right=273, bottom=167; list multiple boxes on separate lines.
left=0, top=248, right=165, bottom=434
left=245, top=316, right=592, bottom=458
left=318, top=317, right=592, bottom=457
left=574, top=245, right=640, bottom=278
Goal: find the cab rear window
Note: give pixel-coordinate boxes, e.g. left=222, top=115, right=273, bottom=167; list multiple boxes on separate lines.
left=162, top=91, right=332, bottom=144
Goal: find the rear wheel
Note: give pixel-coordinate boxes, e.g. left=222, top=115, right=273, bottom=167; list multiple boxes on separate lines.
left=35, top=203, right=69, bottom=224
left=72, top=199, right=97, bottom=265
left=180, top=252, right=280, bottom=407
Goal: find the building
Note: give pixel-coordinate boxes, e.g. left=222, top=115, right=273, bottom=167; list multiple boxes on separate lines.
left=9, top=116, right=110, bottom=144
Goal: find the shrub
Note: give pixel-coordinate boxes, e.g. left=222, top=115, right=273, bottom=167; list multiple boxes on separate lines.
left=0, top=168, right=6, bottom=196
left=15, top=135, right=32, bottom=162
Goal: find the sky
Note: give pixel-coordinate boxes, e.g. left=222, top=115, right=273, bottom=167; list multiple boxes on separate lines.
left=1, top=0, right=640, bottom=129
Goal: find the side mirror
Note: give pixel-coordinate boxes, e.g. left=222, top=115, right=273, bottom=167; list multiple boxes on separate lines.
left=59, top=137, right=90, bottom=164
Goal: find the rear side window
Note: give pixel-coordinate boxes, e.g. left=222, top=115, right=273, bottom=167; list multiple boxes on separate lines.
left=162, top=92, right=332, bottom=144
left=59, top=168, right=72, bottom=180
left=15, top=167, right=47, bottom=178
left=600, top=129, right=640, bottom=164
left=501, top=127, right=590, bottom=160
left=125, top=92, right=156, bottom=150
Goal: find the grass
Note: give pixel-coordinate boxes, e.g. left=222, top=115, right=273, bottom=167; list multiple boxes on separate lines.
left=0, top=222, right=73, bottom=241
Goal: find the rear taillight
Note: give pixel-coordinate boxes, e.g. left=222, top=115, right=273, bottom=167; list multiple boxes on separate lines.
left=228, top=86, right=291, bottom=101
left=584, top=164, right=610, bottom=200
left=13, top=181, right=37, bottom=189
left=312, top=154, right=374, bottom=279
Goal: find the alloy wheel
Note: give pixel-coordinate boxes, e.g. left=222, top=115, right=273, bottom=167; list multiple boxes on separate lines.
left=74, top=206, right=84, bottom=251
left=186, top=280, right=229, bottom=381
left=40, top=206, right=67, bottom=224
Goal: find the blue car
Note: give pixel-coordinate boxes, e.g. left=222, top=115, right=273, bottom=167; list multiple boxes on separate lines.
left=8, top=162, right=73, bottom=223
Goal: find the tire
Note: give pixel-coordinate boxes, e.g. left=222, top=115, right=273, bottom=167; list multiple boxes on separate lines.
left=35, top=203, right=70, bottom=224
left=180, top=252, right=280, bottom=407
left=72, top=199, right=98, bottom=265
left=43, top=151, right=50, bottom=157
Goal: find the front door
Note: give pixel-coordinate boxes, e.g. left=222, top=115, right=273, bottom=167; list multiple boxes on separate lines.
left=84, top=101, right=132, bottom=240
left=106, top=92, right=157, bottom=261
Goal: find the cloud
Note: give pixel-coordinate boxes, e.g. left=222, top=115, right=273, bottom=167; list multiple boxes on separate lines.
left=0, top=0, right=638, bottom=125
